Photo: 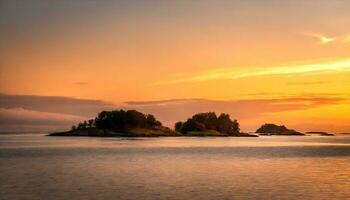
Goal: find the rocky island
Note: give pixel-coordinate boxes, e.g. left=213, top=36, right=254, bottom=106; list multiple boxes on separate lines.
left=49, top=110, right=257, bottom=137
left=175, top=112, right=258, bottom=137
left=255, top=123, right=305, bottom=136
left=50, top=110, right=181, bottom=137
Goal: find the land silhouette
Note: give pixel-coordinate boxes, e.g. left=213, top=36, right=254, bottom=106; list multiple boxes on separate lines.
left=255, top=123, right=305, bottom=136
left=49, top=110, right=256, bottom=137
left=50, top=110, right=180, bottom=137
left=174, top=112, right=255, bottom=137
left=49, top=109, right=335, bottom=137
left=254, top=124, right=335, bottom=136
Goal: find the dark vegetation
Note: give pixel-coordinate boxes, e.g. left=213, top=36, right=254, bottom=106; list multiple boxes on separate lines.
left=77, top=109, right=162, bottom=130
left=51, top=110, right=334, bottom=137
left=174, top=112, right=256, bottom=137
left=49, top=110, right=257, bottom=137
left=256, top=123, right=304, bottom=135
left=50, top=110, right=179, bottom=137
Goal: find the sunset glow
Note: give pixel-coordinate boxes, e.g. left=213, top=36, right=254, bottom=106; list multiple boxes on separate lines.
left=0, top=0, right=349, bottom=133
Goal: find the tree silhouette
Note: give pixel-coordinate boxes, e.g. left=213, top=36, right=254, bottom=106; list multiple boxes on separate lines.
left=88, top=119, right=94, bottom=128
left=174, top=121, right=183, bottom=132
left=146, top=114, right=162, bottom=127
left=74, top=110, right=163, bottom=131
left=256, top=123, right=299, bottom=134
left=175, top=112, right=240, bottom=135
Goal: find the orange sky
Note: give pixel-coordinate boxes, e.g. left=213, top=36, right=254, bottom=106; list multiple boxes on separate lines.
left=0, top=0, right=349, bottom=132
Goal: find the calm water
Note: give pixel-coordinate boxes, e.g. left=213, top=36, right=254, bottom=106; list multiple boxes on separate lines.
left=0, top=134, right=349, bottom=200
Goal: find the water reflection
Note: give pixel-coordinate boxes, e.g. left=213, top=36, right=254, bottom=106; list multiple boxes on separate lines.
left=0, top=134, right=349, bottom=200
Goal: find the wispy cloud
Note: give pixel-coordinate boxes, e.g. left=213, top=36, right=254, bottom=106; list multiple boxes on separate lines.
left=126, top=99, right=203, bottom=106
left=123, top=96, right=345, bottom=130
left=0, top=93, right=113, bottom=117
left=0, top=93, right=115, bottom=132
left=0, top=108, right=86, bottom=132
left=301, top=32, right=350, bottom=44
left=73, top=81, right=88, bottom=85
left=0, top=93, right=346, bottom=132
left=153, top=58, right=350, bottom=85
left=301, top=32, right=335, bottom=44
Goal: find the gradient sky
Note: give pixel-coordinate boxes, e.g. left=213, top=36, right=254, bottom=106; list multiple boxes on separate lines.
left=0, top=0, right=349, bottom=132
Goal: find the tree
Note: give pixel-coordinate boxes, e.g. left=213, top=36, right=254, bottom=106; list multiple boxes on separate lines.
left=95, top=110, right=127, bottom=129
left=83, top=121, right=88, bottom=129
left=175, top=112, right=241, bottom=135
left=86, top=110, right=163, bottom=131
left=204, top=112, right=218, bottom=130
left=181, top=118, right=206, bottom=133
left=88, top=119, right=94, bottom=128
left=77, top=122, right=84, bottom=129
left=256, top=123, right=289, bottom=133
left=175, top=121, right=183, bottom=132
left=125, top=110, right=146, bottom=127
left=146, top=114, right=162, bottom=127
left=230, top=119, right=240, bottom=135
left=217, top=113, right=232, bottom=133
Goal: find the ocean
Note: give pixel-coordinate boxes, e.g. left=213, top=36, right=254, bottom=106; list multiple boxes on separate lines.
left=0, top=133, right=349, bottom=200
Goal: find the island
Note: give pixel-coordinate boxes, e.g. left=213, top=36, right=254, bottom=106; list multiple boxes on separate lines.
left=175, top=112, right=258, bottom=137
left=49, top=110, right=258, bottom=137
left=255, top=123, right=305, bottom=136
left=50, top=110, right=181, bottom=137
left=305, top=131, right=335, bottom=136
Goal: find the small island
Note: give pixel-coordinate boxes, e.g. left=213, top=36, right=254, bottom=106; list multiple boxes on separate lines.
left=305, top=131, right=335, bottom=136
left=175, top=112, right=258, bottom=137
left=49, top=110, right=258, bottom=137
left=50, top=110, right=181, bottom=137
left=255, top=123, right=305, bottom=136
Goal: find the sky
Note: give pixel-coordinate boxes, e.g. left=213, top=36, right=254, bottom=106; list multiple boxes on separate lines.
left=0, top=0, right=349, bottom=132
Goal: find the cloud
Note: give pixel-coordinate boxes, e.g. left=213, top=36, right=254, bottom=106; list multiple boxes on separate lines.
left=0, top=108, right=85, bottom=125
left=301, top=32, right=335, bottom=44
left=0, top=93, right=345, bottom=132
left=301, top=32, right=350, bottom=44
left=0, top=93, right=113, bottom=116
left=126, top=99, right=203, bottom=106
left=122, top=96, right=344, bottom=129
left=0, top=93, right=115, bottom=132
left=153, top=58, right=350, bottom=85
left=0, top=108, right=86, bottom=132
